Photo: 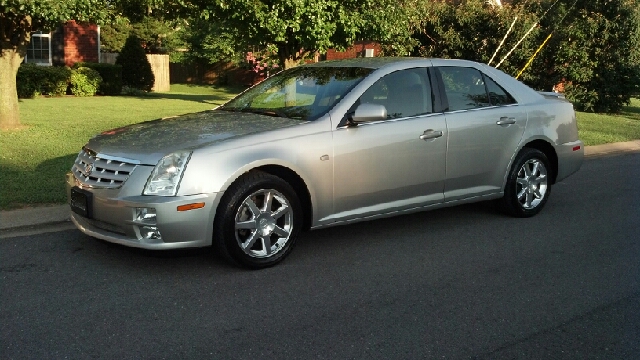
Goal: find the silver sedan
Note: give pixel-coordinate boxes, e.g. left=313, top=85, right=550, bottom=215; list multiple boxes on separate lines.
left=66, top=58, right=584, bottom=268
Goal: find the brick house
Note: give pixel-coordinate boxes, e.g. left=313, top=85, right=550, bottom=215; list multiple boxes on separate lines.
left=25, top=21, right=100, bottom=67
left=322, top=41, right=381, bottom=61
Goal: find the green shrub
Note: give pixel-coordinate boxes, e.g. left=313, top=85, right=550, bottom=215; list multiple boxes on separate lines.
left=73, top=62, right=123, bottom=95
left=17, top=64, right=41, bottom=98
left=70, top=67, right=103, bottom=96
left=115, top=34, right=154, bottom=91
left=16, top=64, right=71, bottom=98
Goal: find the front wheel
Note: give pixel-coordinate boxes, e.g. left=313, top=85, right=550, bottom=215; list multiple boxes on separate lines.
left=213, top=171, right=302, bottom=269
left=500, top=148, right=552, bottom=218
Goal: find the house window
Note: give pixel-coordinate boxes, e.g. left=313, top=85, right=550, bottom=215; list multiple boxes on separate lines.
left=25, top=32, right=52, bottom=66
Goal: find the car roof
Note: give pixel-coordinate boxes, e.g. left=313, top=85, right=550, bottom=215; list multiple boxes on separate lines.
left=303, top=57, right=487, bottom=70
left=303, top=57, right=428, bottom=69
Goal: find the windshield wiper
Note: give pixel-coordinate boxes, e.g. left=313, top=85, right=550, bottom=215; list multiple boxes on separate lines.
left=240, top=108, right=288, bottom=118
left=220, top=107, right=301, bottom=119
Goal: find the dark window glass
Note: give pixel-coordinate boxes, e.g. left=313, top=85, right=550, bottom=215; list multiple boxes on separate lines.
left=439, top=67, right=491, bottom=111
left=358, top=68, right=433, bottom=119
left=25, top=32, right=51, bottom=64
left=485, top=76, right=517, bottom=106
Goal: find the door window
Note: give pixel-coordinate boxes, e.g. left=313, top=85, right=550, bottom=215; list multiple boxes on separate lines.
left=358, top=68, right=433, bottom=119
left=485, top=76, right=517, bottom=106
left=439, top=67, right=491, bottom=111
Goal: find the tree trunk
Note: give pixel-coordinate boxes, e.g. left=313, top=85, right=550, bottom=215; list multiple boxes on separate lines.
left=0, top=47, right=24, bottom=130
left=1, top=14, right=31, bottom=130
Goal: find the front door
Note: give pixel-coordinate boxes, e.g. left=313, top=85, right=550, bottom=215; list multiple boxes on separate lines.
left=330, top=68, right=447, bottom=222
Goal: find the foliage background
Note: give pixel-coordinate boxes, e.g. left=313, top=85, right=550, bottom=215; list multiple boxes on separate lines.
left=406, top=0, right=640, bottom=113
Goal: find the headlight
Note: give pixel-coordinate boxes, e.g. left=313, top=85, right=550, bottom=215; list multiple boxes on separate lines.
left=143, top=151, right=192, bottom=196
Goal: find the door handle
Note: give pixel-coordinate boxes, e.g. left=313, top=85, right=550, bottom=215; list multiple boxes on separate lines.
left=420, top=129, right=443, bottom=140
left=496, top=117, right=516, bottom=125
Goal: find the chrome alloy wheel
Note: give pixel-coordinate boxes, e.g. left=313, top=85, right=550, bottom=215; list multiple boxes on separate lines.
left=234, top=189, right=293, bottom=258
left=516, top=158, right=548, bottom=210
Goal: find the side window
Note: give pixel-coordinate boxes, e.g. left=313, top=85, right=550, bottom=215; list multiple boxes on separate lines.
left=358, top=68, right=433, bottom=119
left=485, top=76, right=517, bottom=106
left=439, top=67, right=490, bottom=111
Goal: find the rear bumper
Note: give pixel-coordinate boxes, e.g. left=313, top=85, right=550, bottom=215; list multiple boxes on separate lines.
left=556, top=140, right=584, bottom=182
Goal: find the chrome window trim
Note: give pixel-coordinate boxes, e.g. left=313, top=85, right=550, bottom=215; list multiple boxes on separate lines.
left=336, top=112, right=444, bottom=129
left=444, top=103, right=521, bottom=114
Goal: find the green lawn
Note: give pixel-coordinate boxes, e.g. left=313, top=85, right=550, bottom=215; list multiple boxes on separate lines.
left=576, top=98, right=640, bottom=146
left=0, top=84, right=243, bottom=209
left=0, top=89, right=638, bottom=210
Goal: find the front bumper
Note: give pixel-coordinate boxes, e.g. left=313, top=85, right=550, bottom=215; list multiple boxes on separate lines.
left=66, top=168, right=221, bottom=250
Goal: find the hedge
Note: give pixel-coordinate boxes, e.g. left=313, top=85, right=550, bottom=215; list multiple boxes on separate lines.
left=17, top=64, right=71, bottom=98
left=73, top=62, right=123, bottom=95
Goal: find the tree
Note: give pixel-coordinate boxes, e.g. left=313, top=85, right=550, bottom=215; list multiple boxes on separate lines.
left=203, top=0, right=413, bottom=69
left=171, top=17, right=243, bottom=65
left=0, top=0, right=112, bottom=129
left=101, top=16, right=178, bottom=54
left=410, top=0, right=640, bottom=113
left=545, top=0, right=640, bottom=112
left=116, top=35, right=154, bottom=91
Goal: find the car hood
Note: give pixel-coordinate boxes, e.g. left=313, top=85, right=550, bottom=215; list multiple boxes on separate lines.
left=84, top=110, right=302, bottom=165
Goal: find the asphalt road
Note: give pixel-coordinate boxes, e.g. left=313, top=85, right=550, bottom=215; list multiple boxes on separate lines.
left=2, top=154, right=639, bottom=359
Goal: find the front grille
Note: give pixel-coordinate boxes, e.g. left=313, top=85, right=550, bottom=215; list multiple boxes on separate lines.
left=72, top=148, right=138, bottom=188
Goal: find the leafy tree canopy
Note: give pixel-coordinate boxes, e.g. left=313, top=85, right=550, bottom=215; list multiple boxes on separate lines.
left=410, top=0, right=640, bottom=113
left=201, top=0, right=414, bottom=68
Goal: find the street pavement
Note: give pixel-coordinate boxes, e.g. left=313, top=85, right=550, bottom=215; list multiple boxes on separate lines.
left=1, top=140, right=639, bottom=235
left=1, top=152, right=639, bottom=359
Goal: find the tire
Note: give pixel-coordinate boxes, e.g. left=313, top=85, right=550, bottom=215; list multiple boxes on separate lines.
left=213, top=171, right=302, bottom=269
left=499, top=148, right=552, bottom=218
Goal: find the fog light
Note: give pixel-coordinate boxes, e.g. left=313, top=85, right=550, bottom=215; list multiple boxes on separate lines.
left=135, top=207, right=161, bottom=240
left=135, top=207, right=157, bottom=224
left=140, top=225, right=162, bottom=240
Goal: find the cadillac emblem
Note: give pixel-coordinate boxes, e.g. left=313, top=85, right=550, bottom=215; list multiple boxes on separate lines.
left=83, top=163, right=93, bottom=177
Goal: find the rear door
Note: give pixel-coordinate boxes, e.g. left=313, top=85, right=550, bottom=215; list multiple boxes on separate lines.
left=433, top=65, right=526, bottom=201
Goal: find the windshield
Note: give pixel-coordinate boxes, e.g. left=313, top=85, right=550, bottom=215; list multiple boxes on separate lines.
left=221, top=66, right=374, bottom=121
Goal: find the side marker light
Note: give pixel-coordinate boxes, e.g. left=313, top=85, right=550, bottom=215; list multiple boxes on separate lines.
left=177, top=203, right=206, bottom=212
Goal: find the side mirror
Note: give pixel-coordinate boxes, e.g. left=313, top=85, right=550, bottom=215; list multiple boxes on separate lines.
left=351, top=103, right=387, bottom=123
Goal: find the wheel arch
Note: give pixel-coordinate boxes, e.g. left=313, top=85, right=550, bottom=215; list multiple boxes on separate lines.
left=222, top=165, right=313, bottom=232
left=522, top=139, right=558, bottom=184
left=256, top=165, right=313, bottom=231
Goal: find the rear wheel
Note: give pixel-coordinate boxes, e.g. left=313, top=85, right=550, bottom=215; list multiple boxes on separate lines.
left=213, top=171, right=302, bottom=269
left=500, top=148, right=551, bottom=218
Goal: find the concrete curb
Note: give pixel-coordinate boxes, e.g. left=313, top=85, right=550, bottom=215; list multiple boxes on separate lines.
left=584, top=139, right=640, bottom=158
left=1, top=140, right=639, bottom=234
left=0, top=204, right=70, bottom=232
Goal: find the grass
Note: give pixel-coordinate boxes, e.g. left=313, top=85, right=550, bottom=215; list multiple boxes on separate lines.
left=0, top=84, right=243, bottom=209
left=576, top=98, right=640, bottom=146
left=1, top=89, right=638, bottom=210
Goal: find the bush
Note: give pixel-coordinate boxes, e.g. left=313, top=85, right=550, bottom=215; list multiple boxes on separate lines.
left=16, top=64, right=41, bottom=98
left=115, top=34, right=154, bottom=91
left=70, top=67, right=103, bottom=96
left=16, top=64, right=71, bottom=98
left=73, top=62, right=123, bottom=95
